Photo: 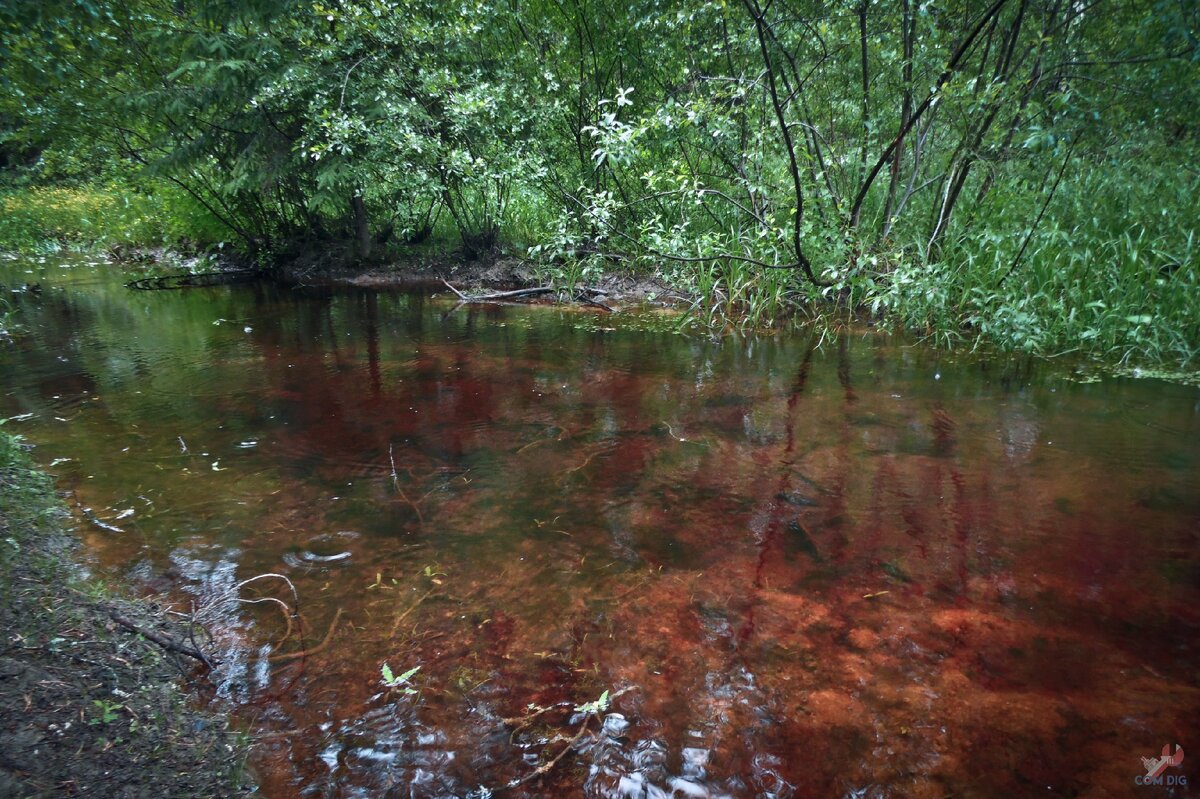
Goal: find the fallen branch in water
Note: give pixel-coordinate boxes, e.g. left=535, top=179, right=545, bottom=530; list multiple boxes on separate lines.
left=441, top=280, right=622, bottom=315
left=501, top=700, right=576, bottom=738
left=559, top=445, right=607, bottom=479
left=78, top=504, right=125, bottom=534
left=501, top=716, right=593, bottom=790
left=104, top=573, right=306, bottom=673
left=125, top=269, right=261, bottom=291
left=199, top=573, right=303, bottom=653
left=389, top=588, right=436, bottom=638
left=575, top=290, right=615, bottom=313
left=238, top=595, right=295, bottom=648
left=515, top=425, right=566, bottom=454
left=493, top=686, right=636, bottom=791
left=106, top=608, right=218, bottom=669
left=269, top=608, right=344, bottom=663
left=441, top=280, right=555, bottom=302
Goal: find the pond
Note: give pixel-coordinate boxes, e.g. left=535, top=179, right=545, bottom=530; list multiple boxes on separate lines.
left=2, top=253, right=1198, bottom=798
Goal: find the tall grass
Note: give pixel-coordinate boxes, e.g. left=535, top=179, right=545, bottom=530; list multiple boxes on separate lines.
left=865, top=145, right=1199, bottom=368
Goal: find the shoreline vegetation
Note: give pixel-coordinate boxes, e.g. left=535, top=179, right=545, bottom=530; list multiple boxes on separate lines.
left=0, top=430, right=254, bottom=797
left=1, top=167, right=1196, bottom=374
left=1, top=0, right=1196, bottom=372
left=3, top=189, right=1198, bottom=383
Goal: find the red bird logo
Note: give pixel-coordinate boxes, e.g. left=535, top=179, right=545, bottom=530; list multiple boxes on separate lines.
left=1142, top=744, right=1185, bottom=779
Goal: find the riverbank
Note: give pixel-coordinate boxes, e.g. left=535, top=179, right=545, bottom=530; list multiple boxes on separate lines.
left=275, top=246, right=694, bottom=313
left=1, top=176, right=1196, bottom=371
left=183, top=245, right=1200, bottom=383
left=0, top=431, right=254, bottom=797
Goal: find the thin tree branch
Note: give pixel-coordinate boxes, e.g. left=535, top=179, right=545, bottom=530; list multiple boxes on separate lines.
left=997, top=138, right=1076, bottom=286
left=850, top=0, right=1012, bottom=227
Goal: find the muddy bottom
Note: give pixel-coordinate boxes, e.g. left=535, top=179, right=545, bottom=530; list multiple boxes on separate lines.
left=1, top=253, right=1197, bottom=797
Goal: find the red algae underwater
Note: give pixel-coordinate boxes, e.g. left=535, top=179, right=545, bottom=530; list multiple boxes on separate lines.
left=1, top=260, right=1197, bottom=797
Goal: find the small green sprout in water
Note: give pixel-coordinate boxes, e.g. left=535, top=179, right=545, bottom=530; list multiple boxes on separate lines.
left=366, top=572, right=400, bottom=591
left=574, top=689, right=610, bottom=715
left=380, top=663, right=421, bottom=694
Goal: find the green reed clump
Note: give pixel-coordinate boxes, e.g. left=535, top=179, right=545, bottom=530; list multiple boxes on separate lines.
left=673, top=258, right=797, bottom=331
left=866, top=145, right=1199, bottom=368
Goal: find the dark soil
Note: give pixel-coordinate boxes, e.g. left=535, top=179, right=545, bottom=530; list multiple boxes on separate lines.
left=275, top=247, right=693, bottom=310
left=105, top=242, right=693, bottom=312
left=0, top=434, right=254, bottom=799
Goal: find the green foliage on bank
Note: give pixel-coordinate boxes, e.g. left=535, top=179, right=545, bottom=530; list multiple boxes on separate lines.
left=0, top=182, right=229, bottom=252
left=0, top=185, right=148, bottom=252
left=856, top=146, right=1200, bottom=364
left=0, top=429, right=57, bottom=567
left=0, top=0, right=1196, bottom=366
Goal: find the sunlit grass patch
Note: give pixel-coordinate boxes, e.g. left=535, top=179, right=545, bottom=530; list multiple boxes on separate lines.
left=0, top=182, right=227, bottom=253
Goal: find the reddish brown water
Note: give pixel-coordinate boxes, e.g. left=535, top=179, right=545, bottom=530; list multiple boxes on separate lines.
left=3, top=255, right=1198, bottom=797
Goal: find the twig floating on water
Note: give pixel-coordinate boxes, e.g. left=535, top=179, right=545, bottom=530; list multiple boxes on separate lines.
left=389, top=443, right=399, bottom=489
left=79, top=506, right=124, bottom=534
left=389, top=588, right=436, bottom=638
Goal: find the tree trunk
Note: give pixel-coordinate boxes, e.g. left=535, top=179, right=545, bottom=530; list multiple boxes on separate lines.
left=880, top=0, right=914, bottom=238
left=742, top=0, right=821, bottom=286
left=858, top=1, right=871, bottom=187
left=850, top=0, right=1011, bottom=227
left=351, top=192, right=372, bottom=260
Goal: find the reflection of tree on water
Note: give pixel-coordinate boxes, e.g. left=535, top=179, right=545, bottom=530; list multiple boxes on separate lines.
left=187, top=298, right=1200, bottom=796
left=2, top=262, right=1198, bottom=798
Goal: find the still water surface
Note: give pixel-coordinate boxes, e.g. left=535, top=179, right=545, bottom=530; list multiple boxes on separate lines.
left=2, top=254, right=1198, bottom=797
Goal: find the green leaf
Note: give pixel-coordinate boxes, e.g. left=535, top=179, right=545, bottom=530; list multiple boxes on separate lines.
left=381, top=663, right=420, bottom=687
left=574, top=689, right=611, bottom=714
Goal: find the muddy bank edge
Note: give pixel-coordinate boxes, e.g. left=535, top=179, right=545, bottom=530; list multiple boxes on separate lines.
left=0, top=431, right=255, bottom=798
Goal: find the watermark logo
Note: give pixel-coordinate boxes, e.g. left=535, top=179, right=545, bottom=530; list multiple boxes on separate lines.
left=1135, top=744, right=1186, bottom=787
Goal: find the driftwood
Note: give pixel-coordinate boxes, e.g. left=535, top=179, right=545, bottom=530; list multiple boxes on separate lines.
left=495, top=686, right=637, bottom=792
left=575, top=291, right=615, bottom=313
left=103, top=573, right=305, bottom=674
left=441, top=280, right=555, bottom=302
left=126, top=269, right=260, bottom=291
left=389, top=589, right=436, bottom=638
left=442, top=280, right=617, bottom=314
left=500, top=717, right=594, bottom=790
left=269, top=608, right=344, bottom=663
left=106, top=608, right=217, bottom=669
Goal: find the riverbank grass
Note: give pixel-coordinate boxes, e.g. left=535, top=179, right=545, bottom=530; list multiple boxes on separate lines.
left=2, top=167, right=1195, bottom=372
left=0, top=182, right=227, bottom=253
left=0, top=430, right=254, bottom=797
